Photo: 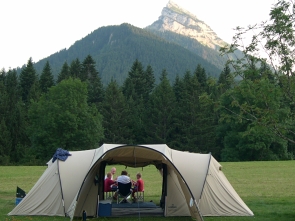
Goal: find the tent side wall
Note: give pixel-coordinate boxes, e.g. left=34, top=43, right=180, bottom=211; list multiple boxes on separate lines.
left=170, top=150, right=211, bottom=200
left=165, top=150, right=211, bottom=220
left=71, top=164, right=101, bottom=217
left=8, top=149, right=98, bottom=217
left=59, top=149, right=97, bottom=211
left=165, top=167, right=200, bottom=217
left=199, top=156, right=254, bottom=216
left=8, top=161, right=64, bottom=216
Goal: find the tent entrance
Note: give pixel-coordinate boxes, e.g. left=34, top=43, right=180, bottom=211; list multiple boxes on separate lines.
left=100, top=162, right=167, bottom=217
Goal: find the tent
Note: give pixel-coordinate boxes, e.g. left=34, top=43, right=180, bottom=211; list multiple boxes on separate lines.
left=8, top=144, right=254, bottom=220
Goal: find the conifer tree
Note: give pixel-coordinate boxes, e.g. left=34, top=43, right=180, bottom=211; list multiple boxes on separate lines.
left=194, top=64, right=208, bottom=92
left=4, top=70, right=28, bottom=163
left=145, top=70, right=176, bottom=144
left=173, top=75, right=183, bottom=102
left=69, top=58, right=82, bottom=79
left=57, top=62, right=70, bottom=83
left=19, top=58, right=38, bottom=103
left=217, top=64, right=233, bottom=94
left=101, top=79, right=132, bottom=143
left=122, top=59, right=146, bottom=102
left=82, top=55, right=104, bottom=106
left=0, top=118, right=11, bottom=164
left=39, top=61, right=55, bottom=93
left=0, top=77, right=11, bottom=164
left=122, top=60, right=152, bottom=143
left=143, top=64, right=155, bottom=100
left=0, top=68, right=5, bottom=82
left=172, top=70, right=203, bottom=152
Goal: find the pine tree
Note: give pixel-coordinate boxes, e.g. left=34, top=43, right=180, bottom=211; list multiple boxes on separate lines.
left=145, top=70, right=176, bottom=144
left=217, top=64, right=233, bottom=94
left=19, top=58, right=38, bottom=103
left=81, top=55, right=95, bottom=82
left=82, top=55, right=104, bottom=106
left=172, top=70, right=203, bottom=152
left=69, top=58, right=82, bottom=79
left=101, top=79, right=132, bottom=143
left=194, top=64, right=208, bottom=92
left=122, top=59, right=146, bottom=102
left=0, top=77, right=11, bottom=164
left=122, top=60, right=153, bottom=143
left=0, top=68, right=5, bottom=82
left=39, top=61, right=54, bottom=93
left=57, top=62, right=70, bottom=83
left=0, top=70, right=29, bottom=163
left=0, top=118, right=11, bottom=164
left=143, top=64, right=155, bottom=101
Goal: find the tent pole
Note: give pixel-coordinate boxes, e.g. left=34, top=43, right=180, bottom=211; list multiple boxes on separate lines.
left=57, top=160, right=66, bottom=216
left=133, top=145, right=142, bottom=220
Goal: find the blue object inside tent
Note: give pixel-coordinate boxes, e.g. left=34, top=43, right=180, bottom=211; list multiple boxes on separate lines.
left=52, top=148, right=72, bottom=163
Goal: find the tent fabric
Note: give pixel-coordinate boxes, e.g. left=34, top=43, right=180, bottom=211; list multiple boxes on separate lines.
left=199, top=157, right=254, bottom=216
left=9, top=149, right=97, bottom=216
left=10, top=159, right=64, bottom=216
left=8, top=144, right=253, bottom=219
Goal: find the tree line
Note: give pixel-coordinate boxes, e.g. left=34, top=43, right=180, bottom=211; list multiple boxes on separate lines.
left=0, top=55, right=293, bottom=165
left=0, top=0, right=294, bottom=165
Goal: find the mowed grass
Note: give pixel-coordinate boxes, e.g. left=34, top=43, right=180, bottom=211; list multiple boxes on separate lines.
left=0, top=161, right=295, bottom=221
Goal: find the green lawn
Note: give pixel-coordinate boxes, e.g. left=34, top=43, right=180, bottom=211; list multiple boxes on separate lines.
left=1, top=161, right=294, bottom=221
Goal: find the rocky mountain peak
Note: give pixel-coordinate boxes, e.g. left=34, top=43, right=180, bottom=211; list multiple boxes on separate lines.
left=146, top=0, right=227, bottom=50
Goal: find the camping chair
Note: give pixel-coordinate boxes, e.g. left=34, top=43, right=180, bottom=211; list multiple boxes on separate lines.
left=105, top=191, right=114, bottom=200
left=116, top=182, right=133, bottom=204
left=136, top=190, right=144, bottom=202
left=105, top=186, right=117, bottom=200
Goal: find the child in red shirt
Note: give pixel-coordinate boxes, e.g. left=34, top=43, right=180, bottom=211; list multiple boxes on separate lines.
left=132, top=172, right=144, bottom=202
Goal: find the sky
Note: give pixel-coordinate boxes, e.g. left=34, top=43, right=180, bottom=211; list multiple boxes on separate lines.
left=1, top=0, right=277, bottom=70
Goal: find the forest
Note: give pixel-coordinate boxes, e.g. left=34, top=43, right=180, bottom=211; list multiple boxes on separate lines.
left=0, top=0, right=294, bottom=165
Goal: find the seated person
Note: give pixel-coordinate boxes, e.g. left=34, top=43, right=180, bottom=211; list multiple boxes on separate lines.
left=104, top=167, right=116, bottom=180
left=116, top=170, right=131, bottom=183
left=113, top=170, right=131, bottom=200
left=104, top=172, right=117, bottom=192
left=132, top=172, right=144, bottom=202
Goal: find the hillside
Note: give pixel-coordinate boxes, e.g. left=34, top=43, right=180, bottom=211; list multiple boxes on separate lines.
left=32, top=23, right=222, bottom=85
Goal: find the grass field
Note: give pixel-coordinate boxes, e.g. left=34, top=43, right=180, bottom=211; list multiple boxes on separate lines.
left=0, top=161, right=294, bottom=221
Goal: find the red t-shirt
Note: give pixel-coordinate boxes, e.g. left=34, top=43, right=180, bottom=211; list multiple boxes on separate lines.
left=104, top=178, right=116, bottom=192
left=134, top=179, right=144, bottom=191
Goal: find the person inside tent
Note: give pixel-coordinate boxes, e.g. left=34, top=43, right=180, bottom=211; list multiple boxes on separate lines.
left=112, top=170, right=131, bottom=200
left=104, top=172, right=117, bottom=192
left=104, top=167, right=117, bottom=180
left=131, top=172, right=144, bottom=202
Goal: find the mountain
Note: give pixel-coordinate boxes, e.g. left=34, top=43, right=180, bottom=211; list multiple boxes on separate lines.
left=28, top=1, right=233, bottom=85
left=147, top=0, right=227, bottom=50
left=145, top=0, right=236, bottom=72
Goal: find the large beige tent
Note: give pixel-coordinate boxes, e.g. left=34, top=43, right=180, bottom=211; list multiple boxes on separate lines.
left=9, top=144, right=253, bottom=220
